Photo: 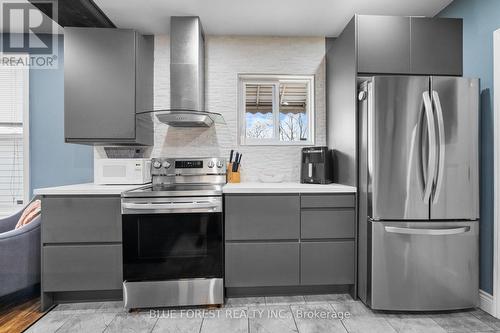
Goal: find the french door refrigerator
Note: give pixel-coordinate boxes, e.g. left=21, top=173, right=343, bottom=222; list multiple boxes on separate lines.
left=357, top=76, right=479, bottom=311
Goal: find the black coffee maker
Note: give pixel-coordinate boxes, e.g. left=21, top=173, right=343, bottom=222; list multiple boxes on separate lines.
left=300, top=147, right=333, bottom=184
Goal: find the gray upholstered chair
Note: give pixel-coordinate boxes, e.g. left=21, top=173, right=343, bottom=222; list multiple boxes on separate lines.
left=0, top=204, right=41, bottom=297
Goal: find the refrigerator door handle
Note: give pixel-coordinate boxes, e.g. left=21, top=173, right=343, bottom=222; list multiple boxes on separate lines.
left=432, top=90, right=446, bottom=204
left=422, top=91, right=437, bottom=203
left=384, top=226, right=470, bottom=236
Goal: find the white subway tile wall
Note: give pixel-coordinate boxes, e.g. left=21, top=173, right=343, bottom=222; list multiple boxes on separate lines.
left=151, top=35, right=326, bottom=182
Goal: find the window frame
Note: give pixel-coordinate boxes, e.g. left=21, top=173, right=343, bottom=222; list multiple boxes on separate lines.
left=0, top=55, right=30, bottom=210
left=238, top=74, right=315, bottom=146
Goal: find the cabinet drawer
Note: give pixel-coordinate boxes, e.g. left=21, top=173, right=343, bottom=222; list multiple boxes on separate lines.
left=225, top=242, right=299, bottom=287
left=225, top=195, right=300, bottom=240
left=301, top=241, right=354, bottom=285
left=301, top=209, right=355, bottom=239
left=42, top=196, right=121, bottom=243
left=301, top=194, right=355, bottom=208
left=43, top=244, right=122, bottom=292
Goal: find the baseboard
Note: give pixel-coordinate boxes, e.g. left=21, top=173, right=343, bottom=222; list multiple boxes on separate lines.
left=479, top=289, right=494, bottom=315
left=225, top=285, right=351, bottom=297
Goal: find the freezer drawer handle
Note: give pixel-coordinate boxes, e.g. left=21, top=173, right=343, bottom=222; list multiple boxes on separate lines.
left=384, top=226, right=470, bottom=236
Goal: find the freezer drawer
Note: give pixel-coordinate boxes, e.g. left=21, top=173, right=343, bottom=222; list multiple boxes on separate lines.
left=370, top=221, right=478, bottom=311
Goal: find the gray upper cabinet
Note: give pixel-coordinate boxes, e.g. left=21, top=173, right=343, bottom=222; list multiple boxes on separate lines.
left=410, top=17, right=463, bottom=75
left=357, top=15, right=410, bottom=74
left=352, top=15, right=462, bottom=76
left=64, top=27, right=153, bottom=145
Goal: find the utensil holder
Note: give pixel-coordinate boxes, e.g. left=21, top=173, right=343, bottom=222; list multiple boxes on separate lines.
left=227, top=163, right=241, bottom=183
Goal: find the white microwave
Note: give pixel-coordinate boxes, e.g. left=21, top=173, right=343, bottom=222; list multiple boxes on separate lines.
left=94, top=158, right=151, bottom=185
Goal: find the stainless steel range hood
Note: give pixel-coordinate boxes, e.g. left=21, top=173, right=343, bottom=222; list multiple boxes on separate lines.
left=140, top=16, right=224, bottom=127
left=155, top=109, right=224, bottom=127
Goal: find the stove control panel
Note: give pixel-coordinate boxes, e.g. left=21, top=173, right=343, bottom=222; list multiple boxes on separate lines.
left=176, top=160, right=203, bottom=169
left=151, top=157, right=226, bottom=176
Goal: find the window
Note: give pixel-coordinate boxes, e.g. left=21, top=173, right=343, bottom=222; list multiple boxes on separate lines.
left=239, top=74, right=314, bottom=145
left=0, top=59, right=29, bottom=216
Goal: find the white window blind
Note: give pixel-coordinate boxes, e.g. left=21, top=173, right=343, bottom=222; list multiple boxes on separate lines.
left=0, top=63, right=28, bottom=212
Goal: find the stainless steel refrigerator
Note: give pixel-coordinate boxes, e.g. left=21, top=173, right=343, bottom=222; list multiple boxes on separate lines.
left=357, top=76, right=479, bottom=311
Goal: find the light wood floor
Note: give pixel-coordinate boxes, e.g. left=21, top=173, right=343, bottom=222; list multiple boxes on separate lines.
left=0, top=291, right=45, bottom=333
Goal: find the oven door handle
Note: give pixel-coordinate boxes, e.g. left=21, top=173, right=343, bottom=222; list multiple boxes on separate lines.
left=122, top=201, right=219, bottom=211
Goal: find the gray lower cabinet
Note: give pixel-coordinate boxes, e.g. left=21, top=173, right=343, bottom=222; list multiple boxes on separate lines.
left=301, top=194, right=355, bottom=208
left=225, top=242, right=299, bottom=287
left=42, top=196, right=121, bottom=243
left=40, top=195, right=123, bottom=310
left=224, top=193, right=356, bottom=291
left=301, top=209, right=355, bottom=239
left=43, top=244, right=122, bottom=292
left=225, top=195, right=300, bottom=240
left=301, top=241, right=355, bottom=285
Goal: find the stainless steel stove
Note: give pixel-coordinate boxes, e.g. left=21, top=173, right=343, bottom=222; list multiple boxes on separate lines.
left=121, top=157, right=226, bottom=309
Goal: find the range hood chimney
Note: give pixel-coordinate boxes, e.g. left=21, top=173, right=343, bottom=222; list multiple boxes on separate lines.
left=148, top=16, right=224, bottom=127
left=171, top=16, right=204, bottom=113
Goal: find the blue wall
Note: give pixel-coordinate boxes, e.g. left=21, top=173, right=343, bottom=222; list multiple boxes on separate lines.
left=439, top=0, right=500, bottom=294
left=29, top=36, right=93, bottom=195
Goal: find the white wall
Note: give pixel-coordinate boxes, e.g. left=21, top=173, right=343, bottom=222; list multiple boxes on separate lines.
left=493, top=28, right=500, bottom=316
left=152, top=35, right=326, bottom=182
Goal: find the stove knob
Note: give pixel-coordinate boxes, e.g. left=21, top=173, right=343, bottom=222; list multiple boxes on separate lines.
left=153, top=160, right=162, bottom=169
left=207, top=160, right=215, bottom=168
left=216, top=160, right=224, bottom=168
left=162, top=161, right=171, bottom=169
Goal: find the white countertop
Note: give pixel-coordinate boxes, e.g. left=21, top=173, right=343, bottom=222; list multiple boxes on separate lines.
left=34, top=183, right=146, bottom=196
left=222, top=182, right=356, bottom=194
left=34, top=182, right=357, bottom=196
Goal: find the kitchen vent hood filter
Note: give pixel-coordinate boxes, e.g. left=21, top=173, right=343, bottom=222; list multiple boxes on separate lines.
left=138, top=109, right=225, bottom=127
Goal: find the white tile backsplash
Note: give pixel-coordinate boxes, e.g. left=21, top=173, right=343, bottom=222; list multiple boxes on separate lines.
left=153, top=35, right=326, bottom=182
left=97, top=35, right=326, bottom=182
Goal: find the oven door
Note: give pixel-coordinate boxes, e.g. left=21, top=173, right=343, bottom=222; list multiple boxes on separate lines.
left=122, top=197, right=223, bottom=282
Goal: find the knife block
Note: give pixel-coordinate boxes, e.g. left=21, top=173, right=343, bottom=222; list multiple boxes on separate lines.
left=227, top=163, right=241, bottom=183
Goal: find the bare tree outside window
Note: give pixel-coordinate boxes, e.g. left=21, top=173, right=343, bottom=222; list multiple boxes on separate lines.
left=247, top=120, right=271, bottom=138
left=279, top=113, right=308, bottom=141
left=279, top=81, right=308, bottom=142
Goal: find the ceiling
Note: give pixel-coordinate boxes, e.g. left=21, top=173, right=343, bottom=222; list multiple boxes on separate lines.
left=94, top=0, right=454, bottom=37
